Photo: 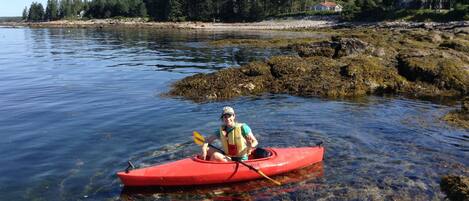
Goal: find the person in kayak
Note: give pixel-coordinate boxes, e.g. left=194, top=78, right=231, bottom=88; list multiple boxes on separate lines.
left=201, top=106, right=258, bottom=162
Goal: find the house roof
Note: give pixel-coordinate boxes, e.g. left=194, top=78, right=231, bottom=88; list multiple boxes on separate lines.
left=319, top=2, right=338, bottom=7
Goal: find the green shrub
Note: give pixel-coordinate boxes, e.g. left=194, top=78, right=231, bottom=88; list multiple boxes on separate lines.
left=446, top=4, right=469, bottom=21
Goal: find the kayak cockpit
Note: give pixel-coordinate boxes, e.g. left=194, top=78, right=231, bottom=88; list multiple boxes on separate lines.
left=192, top=147, right=276, bottom=163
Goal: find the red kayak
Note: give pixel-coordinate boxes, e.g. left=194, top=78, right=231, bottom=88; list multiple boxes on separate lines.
left=117, top=146, right=324, bottom=186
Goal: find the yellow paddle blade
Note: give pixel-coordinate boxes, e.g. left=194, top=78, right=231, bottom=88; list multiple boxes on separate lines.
left=193, top=131, right=206, bottom=146
left=257, top=169, right=281, bottom=186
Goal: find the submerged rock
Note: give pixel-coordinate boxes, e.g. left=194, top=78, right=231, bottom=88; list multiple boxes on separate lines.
left=443, top=98, right=469, bottom=129
left=440, top=175, right=469, bottom=201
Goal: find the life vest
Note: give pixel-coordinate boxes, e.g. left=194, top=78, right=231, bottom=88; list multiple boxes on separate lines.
left=220, top=123, right=247, bottom=157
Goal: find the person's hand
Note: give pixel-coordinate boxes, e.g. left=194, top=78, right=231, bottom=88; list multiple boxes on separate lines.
left=247, top=146, right=255, bottom=155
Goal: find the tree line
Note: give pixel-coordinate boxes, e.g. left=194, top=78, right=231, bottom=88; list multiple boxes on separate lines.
left=23, top=0, right=147, bottom=21
left=22, top=0, right=469, bottom=22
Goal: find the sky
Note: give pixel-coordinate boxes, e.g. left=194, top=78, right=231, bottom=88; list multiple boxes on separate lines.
left=0, top=0, right=48, bottom=17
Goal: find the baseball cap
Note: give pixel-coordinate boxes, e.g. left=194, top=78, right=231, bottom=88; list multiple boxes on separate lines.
left=221, top=106, right=235, bottom=117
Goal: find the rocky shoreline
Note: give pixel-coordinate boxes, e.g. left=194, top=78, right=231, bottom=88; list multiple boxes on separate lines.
left=1, top=18, right=468, bottom=31
left=0, top=18, right=337, bottom=30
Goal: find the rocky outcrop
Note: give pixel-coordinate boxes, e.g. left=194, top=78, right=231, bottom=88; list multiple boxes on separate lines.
left=440, top=39, right=469, bottom=53
left=169, top=54, right=408, bottom=101
left=168, top=28, right=469, bottom=129
left=397, top=53, right=469, bottom=96
left=441, top=175, right=469, bottom=201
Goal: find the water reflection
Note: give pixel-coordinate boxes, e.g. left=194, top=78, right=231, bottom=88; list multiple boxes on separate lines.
left=120, top=162, right=324, bottom=200
left=26, top=27, right=298, bottom=74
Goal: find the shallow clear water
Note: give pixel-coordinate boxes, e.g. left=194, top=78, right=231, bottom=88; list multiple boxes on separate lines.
left=0, top=27, right=467, bottom=201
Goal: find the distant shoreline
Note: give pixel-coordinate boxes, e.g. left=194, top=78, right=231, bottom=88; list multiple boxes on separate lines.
left=1, top=19, right=468, bottom=30
left=0, top=19, right=338, bottom=30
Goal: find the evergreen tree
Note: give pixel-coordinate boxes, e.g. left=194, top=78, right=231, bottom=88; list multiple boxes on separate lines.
left=166, top=0, right=184, bottom=21
left=143, top=0, right=158, bottom=20
left=137, top=0, right=148, bottom=17
left=22, top=6, right=28, bottom=20
left=220, top=0, right=236, bottom=21
left=45, top=0, right=59, bottom=21
left=87, top=0, right=107, bottom=18
left=128, top=0, right=148, bottom=17
left=197, top=0, right=213, bottom=21
left=28, top=2, right=45, bottom=22
left=239, top=0, right=251, bottom=21
left=113, top=0, right=130, bottom=16
left=249, top=0, right=264, bottom=22
left=59, top=0, right=73, bottom=18
left=71, top=0, right=84, bottom=17
left=187, top=0, right=212, bottom=21
left=143, top=0, right=166, bottom=20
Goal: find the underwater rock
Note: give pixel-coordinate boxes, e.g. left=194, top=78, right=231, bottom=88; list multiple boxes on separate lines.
left=463, top=98, right=469, bottom=112
left=443, top=97, right=469, bottom=129
left=441, top=175, right=469, bottom=201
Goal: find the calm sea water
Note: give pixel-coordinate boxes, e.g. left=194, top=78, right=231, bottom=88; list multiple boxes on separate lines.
left=0, top=27, right=467, bottom=201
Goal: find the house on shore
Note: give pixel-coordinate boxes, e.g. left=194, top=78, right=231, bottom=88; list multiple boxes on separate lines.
left=311, top=1, right=343, bottom=12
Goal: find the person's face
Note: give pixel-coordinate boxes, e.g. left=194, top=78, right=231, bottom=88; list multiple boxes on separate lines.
left=222, top=114, right=235, bottom=127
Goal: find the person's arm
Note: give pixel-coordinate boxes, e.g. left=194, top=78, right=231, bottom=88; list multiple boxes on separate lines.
left=242, top=124, right=258, bottom=154
left=245, top=132, right=258, bottom=154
